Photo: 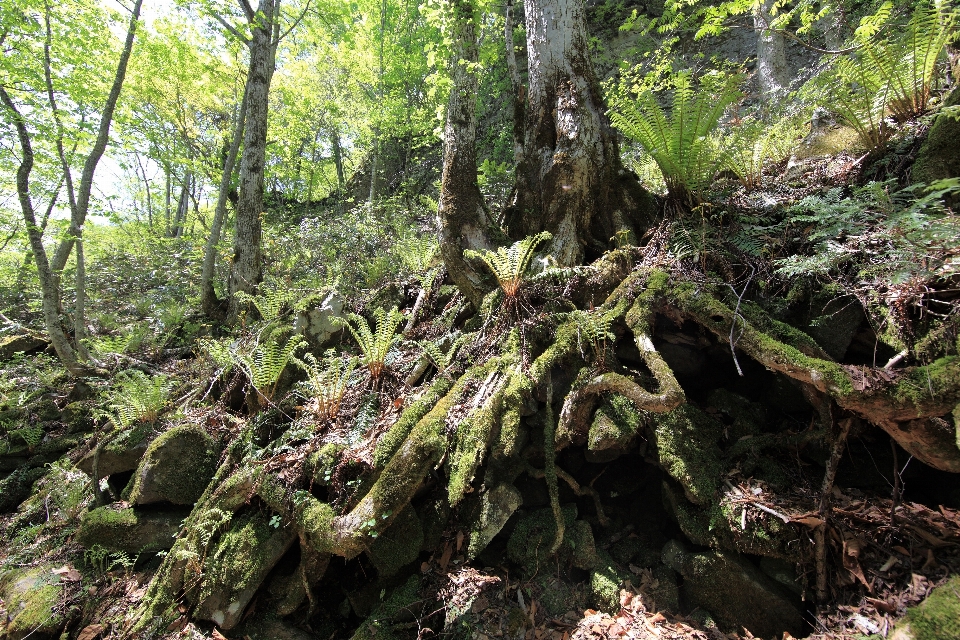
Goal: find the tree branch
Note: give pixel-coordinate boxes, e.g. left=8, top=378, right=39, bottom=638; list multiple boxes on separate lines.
left=212, top=11, right=250, bottom=45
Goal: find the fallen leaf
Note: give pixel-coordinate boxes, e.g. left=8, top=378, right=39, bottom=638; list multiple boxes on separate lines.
left=791, top=516, right=824, bottom=528
left=456, top=531, right=465, bottom=551
left=51, top=565, right=81, bottom=582
left=911, top=526, right=951, bottom=548
left=77, top=624, right=104, bottom=640
left=421, top=561, right=431, bottom=574
left=922, top=548, right=938, bottom=570
left=165, top=616, right=187, bottom=633
left=892, top=545, right=911, bottom=556
left=212, top=629, right=229, bottom=640
left=866, top=597, right=896, bottom=614
left=583, top=609, right=597, bottom=616
left=439, top=543, right=453, bottom=572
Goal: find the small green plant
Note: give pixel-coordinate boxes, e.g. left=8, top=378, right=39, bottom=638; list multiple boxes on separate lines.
left=724, top=112, right=804, bottom=190
left=339, top=307, right=405, bottom=381
left=610, top=71, right=741, bottom=205
left=417, top=333, right=472, bottom=378
left=464, top=232, right=552, bottom=300
left=393, top=233, right=438, bottom=274
left=83, top=544, right=137, bottom=576
left=570, top=309, right=616, bottom=368
left=298, top=349, right=358, bottom=420
left=829, top=1, right=957, bottom=150
left=236, top=327, right=306, bottom=408
left=96, top=370, right=174, bottom=429
left=234, top=288, right=320, bottom=326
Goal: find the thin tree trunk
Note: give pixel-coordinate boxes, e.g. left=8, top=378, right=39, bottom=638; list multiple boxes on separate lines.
left=0, top=87, right=85, bottom=375
left=50, top=0, right=144, bottom=274
left=201, top=83, right=248, bottom=320
left=135, top=152, right=154, bottom=227
left=331, top=128, right=346, bottom=191
left=74, top=236, right=91, bottom=362
left=171, top=172, right=191, bottom=238
left=165, top=169, right=172, bottom=235
left=437, top=0, right=499, bottom=307
left=227, top=0, right=280, bottom=324
left=505, top=0, right=524, bottom=165
left=754, top=0, right=788, bottom=103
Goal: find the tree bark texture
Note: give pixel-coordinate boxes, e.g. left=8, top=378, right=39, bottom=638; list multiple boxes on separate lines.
left=505, top=0, right=654, bottom=266
left=754, top=0, right=788, bottom=103
left=227, top=0, right=279, bottom=324
left=437, top=0, right=500, bottom=307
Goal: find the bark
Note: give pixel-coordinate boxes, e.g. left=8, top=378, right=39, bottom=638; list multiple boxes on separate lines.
left=170, top=172, right=191, bottom=238
left=331, top=128, right=346, bottom=191
left=437, top=0, right=500, bottom=307
left=504, top=0, right=654, bottom=266
left=201, top=83, right=248, bottom=320
left=505, top=0, right=524, bottom=164
left=227, top=0, right=280, bottom=324
left=754, top=0, right=789, bottom=103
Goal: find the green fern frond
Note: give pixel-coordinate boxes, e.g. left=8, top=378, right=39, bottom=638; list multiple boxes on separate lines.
left=299, top=350, right=358, bottom=420
left=610, top=72, right=741, bottom=205
left=417, top=333, right=472, bottom=376
left=234, top=288, right=323, bottom=325
left=339, top=307, right=405, bottom=379
left=96, top=370, right=174, bottom=430
left=235, top=326, right=305, bottom=403
left=570, top=309, right=616, bottom=364
left=463, top=232, right=552, bottom=297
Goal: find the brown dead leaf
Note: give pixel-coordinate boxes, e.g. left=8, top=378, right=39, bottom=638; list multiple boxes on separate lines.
left=456, top=531, right=465, bottom=551
left=842, top=538, right=873, bottom=593
left=166, top=616, right=187, bottom=633
left=77, top=624, right=104, bottom=640
left=911, top=526, right=951, bottom=548
left=792, top=516, right=824, bottom=528
left=584, top=609, right=598, bottom=616
left=892, top=545, right=911, bottom=556
left=922, top=548, right=938, bottom=570
left=51, top=565, right=81, bottom=582
left=212, top=629, right=229, bottom=640
left=439, top=543, right=453, bottom=572
left=421, top=561, right=431, bottom=574
left=609, top=623, right=624, bottom=636
left=866, top=597, right=896, bottom=614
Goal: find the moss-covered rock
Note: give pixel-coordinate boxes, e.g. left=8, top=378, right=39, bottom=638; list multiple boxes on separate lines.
left=587, top=394, right=644, bottom=462
left=77, top=504, right=190, bottom=554
left=467, top=482, right=522, bottom=559
left=651, top=405, right=723, bottom=505
left=912, top=87, right=960, bottom=187
left=506, top=505, right=578, bottom=577
left=890, top=575, right=960, bottom=640
left=366, top=504, right=424, bottom=577
left=0, top=333, right=48, bottom=361
left=351, top=575, right=422, bottom=640
left=76, top=422, right=157, bottom=480
left=193, top=511, right=297, bottom=630
left=661, top=540, right=804, bottom=639
left=0, top=564, right=68, bottom=640
left=589, top=550, right=630, bottom=613
left=0, top=466, right=46, bottom=513
left=127, top=425, right=219, bottom=505
left=61, top=402, right=95, bottom=433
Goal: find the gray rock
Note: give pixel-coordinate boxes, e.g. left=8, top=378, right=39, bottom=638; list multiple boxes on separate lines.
left=806, top=299, right=863, bottom=361
left=77, top=422, right=158, bottom=481
left=0, top=564, right=68, bottom=640
left=913, top=87, right=960, bottom=188
left=127, top=425, right=219, bottom=506
left=294, top=289, right=346, bottom=350
left=467, top=483, right=522, bottom=559
left=0, top=333, right=48, bottom=361
left=366, top=504, right=424, bottom=577
left=662, top=540, right=805, bottom=639
left=77, top=504, right=190, bottom=554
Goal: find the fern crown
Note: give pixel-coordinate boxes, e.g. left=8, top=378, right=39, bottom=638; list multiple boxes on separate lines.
left=463, top=231, right=552, bottom=297
left=340, top=306, right=405, bottom=379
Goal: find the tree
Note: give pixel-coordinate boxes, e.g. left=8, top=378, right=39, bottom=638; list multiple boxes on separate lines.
left=0, top=0, right=144, bottom=375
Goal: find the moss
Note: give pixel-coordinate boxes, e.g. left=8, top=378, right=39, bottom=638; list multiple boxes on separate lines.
left=652, top=405, right=723, bottom=505
left=902, top=575, right=960, bottom=640
left=588, top=393, right=644, bottom=453
left=198, top=512, right=277, bottom=603
left=350, top=575, right=422, bottom=640
left=738, top=302, right=827, bottom=358
left=0, top=565, right=67, bottom=639
left=77, top=505, right=188, bottom=554
left=366, top=506, right=424, bottom=577
left=506, top=505, right=578, bottom=576
left=535, top=575, right=586, bottom=617
left=530, top=317, right=582, bottom=383
left=590, top=550, right=629, bottom=613
left=707, top=389, right=764, bottom=442
left=891, top=356, right=960, bottom=411
left=127, top=425, right=219, bottom=506
left=624, top=269, right=670, bottom=335
left=307, top=442, right=346, bottom=485
left=374, top=376, right=453, bottom=468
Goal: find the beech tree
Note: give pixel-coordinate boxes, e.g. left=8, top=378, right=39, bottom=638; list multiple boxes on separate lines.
left=439, top=0, right=656, bottom=305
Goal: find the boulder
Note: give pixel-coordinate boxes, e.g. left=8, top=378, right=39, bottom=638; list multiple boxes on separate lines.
left=586, top=394, right=644, bottom=462
left=294, top=289, right=346, bottom=351
left=193, top=511, right=298, bottom=631
left=0, top=564, right=68, bottom=639
left=77, top=422, right=158, bottom=481
left=661, top=540, right=805, bottom=639
left=890, top=574, right=960, bottom=640
left=467, top=482, right=522, bottom=559
left=76, top=504, right=190, bottom=554
left=366, top=504, right=424, bottom=577
left=0, top=333, right=48, bottom=361
left=650, top=405, right=723, bottom=505
left=127, top=425, right=219, bottom=506
left=912, top=88, right=960, bottom=186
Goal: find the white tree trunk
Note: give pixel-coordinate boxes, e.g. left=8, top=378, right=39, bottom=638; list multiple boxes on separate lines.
left=754, top=0, right=789, bottom=103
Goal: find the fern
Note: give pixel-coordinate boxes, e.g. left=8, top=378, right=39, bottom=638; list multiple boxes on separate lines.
left=610, top=72, right=741, bottom=205
left=417, top=333, right=472, bottom=377
left=830, top=1, right=956, bottom=150
left=299, top=350, right=358, bottom=420
left=235, top=326, right=305, bottom=404
left=463, top=232, right=552, bottom=298
left=339, top=307, right=405, bottom=380
left=570, top=309, right=616, bottom=366
left=234, top=288, right=321, bottom=326
left=96, top=370, right=174, bottom=430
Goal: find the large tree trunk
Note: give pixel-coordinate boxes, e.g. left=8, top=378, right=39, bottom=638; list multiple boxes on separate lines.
left=227, top=0, right=279, bottom=324
left=437, top=0, right=501, bottom=307
left=503, top=0, right=654, bottom=267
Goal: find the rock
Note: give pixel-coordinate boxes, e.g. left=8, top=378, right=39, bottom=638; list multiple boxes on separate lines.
left=651, top=405, right=723, bottom=505
left=66, top=379, right=96, bottom=402
left=0, top=466, right=46, bottom=513
left=507, top=505, right=578, bottom=577
left=61, top=402, right=95, bottom=433
left=193, top=511, right=298, bottom=631
left=467, top=483, right=522, bottom=559
left=0, top=564, right=68, bottom=639
left=589, top=550, right=631, bottom=613
left=239, top=618, right=321, bottom=640
left=806, top=299, right=864, bottom=361
left=127, top=425, right=219, bottom=506
left=637, top=565, right=679, bottom=613
left=366, top=504, right=423, bottom=577
left=586, top=394, right=644, bottom=462
left=661, top=540, right=805, bottom=639
left=77, top=422, right=158, bottom=480
left=76, top=504, right=190, bottom=554
left=294, top=289, right=346, bottom=350
left=759, top=556, right=802, bottom=596
left=890, top=574, right=960, bottom=640
left=912, top=87, right=960, bottom=187
left=0, top=333, right=48, bottom=361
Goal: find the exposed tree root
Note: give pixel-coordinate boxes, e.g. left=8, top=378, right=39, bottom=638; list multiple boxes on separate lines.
left=133, top=267, right=960, bottom=632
